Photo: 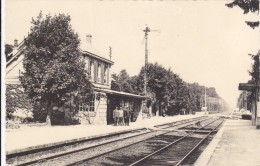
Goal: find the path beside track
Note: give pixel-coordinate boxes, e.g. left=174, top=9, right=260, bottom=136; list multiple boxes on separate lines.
left=195, top=119, right=260, bottom=166
left=5, top=115, right=201, bottom=154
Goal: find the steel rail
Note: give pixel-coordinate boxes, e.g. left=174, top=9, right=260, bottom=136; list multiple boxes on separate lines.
left=11, top=117, right=205, bottom=166
left=65, top=117, right=210, bottom=166
left=175, top=119, right=224, bottom=166
left=6, top=128, right=145, bottom=158
left=15, top=129, right=150, bottom=166
left=160, top=117, right=209, bottom=129
left=129, top=118, right=220, bottom=166
left=154, top=116, right=207, bottom=129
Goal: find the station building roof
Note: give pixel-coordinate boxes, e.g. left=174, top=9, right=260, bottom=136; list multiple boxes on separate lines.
left=94, top=87, right=146, bottom=99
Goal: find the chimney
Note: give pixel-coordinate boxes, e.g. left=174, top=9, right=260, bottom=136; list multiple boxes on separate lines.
left=14, top=39, right=18, bottom=47
left=109, top=46, right=112, bottom=60
left=86, top=34, right=92, bottom=45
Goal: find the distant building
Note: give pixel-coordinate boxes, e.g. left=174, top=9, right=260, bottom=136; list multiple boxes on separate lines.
left=6, top=35, right=145, bottom=125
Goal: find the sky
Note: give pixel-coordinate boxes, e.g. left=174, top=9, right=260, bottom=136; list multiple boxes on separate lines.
left=3, top=0, right=260, bottom=109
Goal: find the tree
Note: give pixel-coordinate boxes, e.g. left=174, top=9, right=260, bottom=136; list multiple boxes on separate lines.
left=112, top=62, right=224, bottom=116
left=226, top=0, right=259, bottom=29
left=111, top=69, right=134, bottom=93
left=186, top=83, right=203, bottom=113
left=139, top=63, right=181, bottom=115
left=20, top=12, right=93, bottom=125
left=244, top=52, right=260, bottom=113
left=6, top=87, right=16, bottom=119
left=227, top=1, right=260, bottom=113
left=207, top=87, right=219, bottom=98
left=5, top=44, right=13, bottom=61
left=249, top=52, right=260, bottom=83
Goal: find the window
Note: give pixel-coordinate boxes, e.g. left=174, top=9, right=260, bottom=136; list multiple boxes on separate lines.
left=78, top=103, right=89, bottom=112
left=78, top=95, right=95, bottom=112
left=89, top=95, right=95, bottom=112
left=89, top=61, right=94, bottom=81
left=104, top=65, right=107, bottom=84
left=84, top=57, right=89, bottom=78
left=97, top=63, right=101, bottom=83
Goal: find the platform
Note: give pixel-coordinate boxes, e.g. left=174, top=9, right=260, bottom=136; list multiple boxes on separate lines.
left=195, top=119, right=260, bottom=166
left=5, top=115, right=200, bottom=154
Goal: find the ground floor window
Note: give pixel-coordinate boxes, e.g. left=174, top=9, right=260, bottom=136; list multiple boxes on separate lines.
left=78, top=95, right=95, bottom=112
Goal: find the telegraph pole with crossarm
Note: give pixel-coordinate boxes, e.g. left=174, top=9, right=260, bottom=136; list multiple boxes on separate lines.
left=143, top=26, right=159, bottom=100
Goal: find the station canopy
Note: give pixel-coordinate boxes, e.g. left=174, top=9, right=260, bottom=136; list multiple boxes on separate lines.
left=94, top=88, right=146, bottom=99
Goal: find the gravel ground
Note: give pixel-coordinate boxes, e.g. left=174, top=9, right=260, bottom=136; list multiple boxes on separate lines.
left=76, top=133, right=182, bottom=166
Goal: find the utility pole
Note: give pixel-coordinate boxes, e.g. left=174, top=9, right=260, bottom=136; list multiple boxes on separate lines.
left=143, top=26, right=159, bottom=99
left=204, top=87, right=208, bottom=114
left=142, top=25, right=159, bottom=117
left=143, top=26, right=150, bottom=99
left=245, top=91, right=247, bottom=110
left=204, top=87, right=207, bottom=107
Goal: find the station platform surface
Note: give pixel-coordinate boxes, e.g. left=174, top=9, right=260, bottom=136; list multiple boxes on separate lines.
left=195, top=119, right=260, bottom=166
left=5, top=114, right=201, bottom=153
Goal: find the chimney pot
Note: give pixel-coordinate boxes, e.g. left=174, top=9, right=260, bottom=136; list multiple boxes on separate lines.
left=86, top=34, right=92, bottom=45
left=14, top=39, right=18, bottom=47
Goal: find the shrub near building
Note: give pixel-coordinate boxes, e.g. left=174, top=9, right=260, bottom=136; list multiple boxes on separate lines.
left=6, top=84, right=33, bottom=123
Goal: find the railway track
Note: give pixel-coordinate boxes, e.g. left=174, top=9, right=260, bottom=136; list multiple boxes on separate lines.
left=72, top=117, right=222, bottom=166
left=6, top=116, right=212, bottom=166
left=129, top=118, right=224, bottom=166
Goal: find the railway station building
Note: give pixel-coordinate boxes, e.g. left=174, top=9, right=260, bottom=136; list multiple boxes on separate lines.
left=6, top=35, right=146, bottom=125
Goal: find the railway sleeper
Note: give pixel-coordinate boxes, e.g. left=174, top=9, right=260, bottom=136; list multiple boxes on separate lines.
left=183, top=129, right=218, bottom=134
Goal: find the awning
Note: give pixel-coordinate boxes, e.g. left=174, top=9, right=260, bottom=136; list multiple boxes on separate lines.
left=94, top=87, right=146, bottom=99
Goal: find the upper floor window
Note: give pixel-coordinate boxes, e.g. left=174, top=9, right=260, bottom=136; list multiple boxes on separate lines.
left=89, top=61, right=94, bottom=81
left=97, top=63, right=101, bottom=83
left=104, top=65, right=108, bottom=84
left=84, top=57, right=89, bottom=75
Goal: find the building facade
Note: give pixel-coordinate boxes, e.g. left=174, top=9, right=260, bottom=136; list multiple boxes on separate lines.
left=6, top=35, right=145, bottom=125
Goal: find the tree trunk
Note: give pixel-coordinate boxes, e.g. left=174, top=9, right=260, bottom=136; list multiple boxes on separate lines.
left=46, top=100, right=52, bottom=126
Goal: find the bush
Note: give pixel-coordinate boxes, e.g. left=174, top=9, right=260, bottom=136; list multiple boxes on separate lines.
left=6, top=120, right=20, bottom=129
left=32, top=103, right=48, bottom=123
left=6, top=84, right=33, bottom=120
left=11, top=108, right=33, bottom=123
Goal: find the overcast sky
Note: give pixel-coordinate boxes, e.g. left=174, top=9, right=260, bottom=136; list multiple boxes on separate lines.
left=3, top=0, right=259, bottom=108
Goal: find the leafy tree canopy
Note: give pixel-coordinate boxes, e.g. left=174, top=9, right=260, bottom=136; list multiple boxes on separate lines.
left=226, top=0, right=259, bottom=14
left=20, top=12, right=93, bottom=114
left=5, top=44, right=13, bottom=61
left=112, top=62, right=224, bottom=114
left=111, top=69, right=134, bottom=93
left=226, top=0, right=259, bottom=29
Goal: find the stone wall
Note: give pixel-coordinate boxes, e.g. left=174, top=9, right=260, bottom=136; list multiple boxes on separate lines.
left=93, top=92, right=107, bottom=125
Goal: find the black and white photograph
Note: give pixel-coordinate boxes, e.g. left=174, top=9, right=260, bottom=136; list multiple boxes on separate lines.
left=2, top=0, right=260, bottom=165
